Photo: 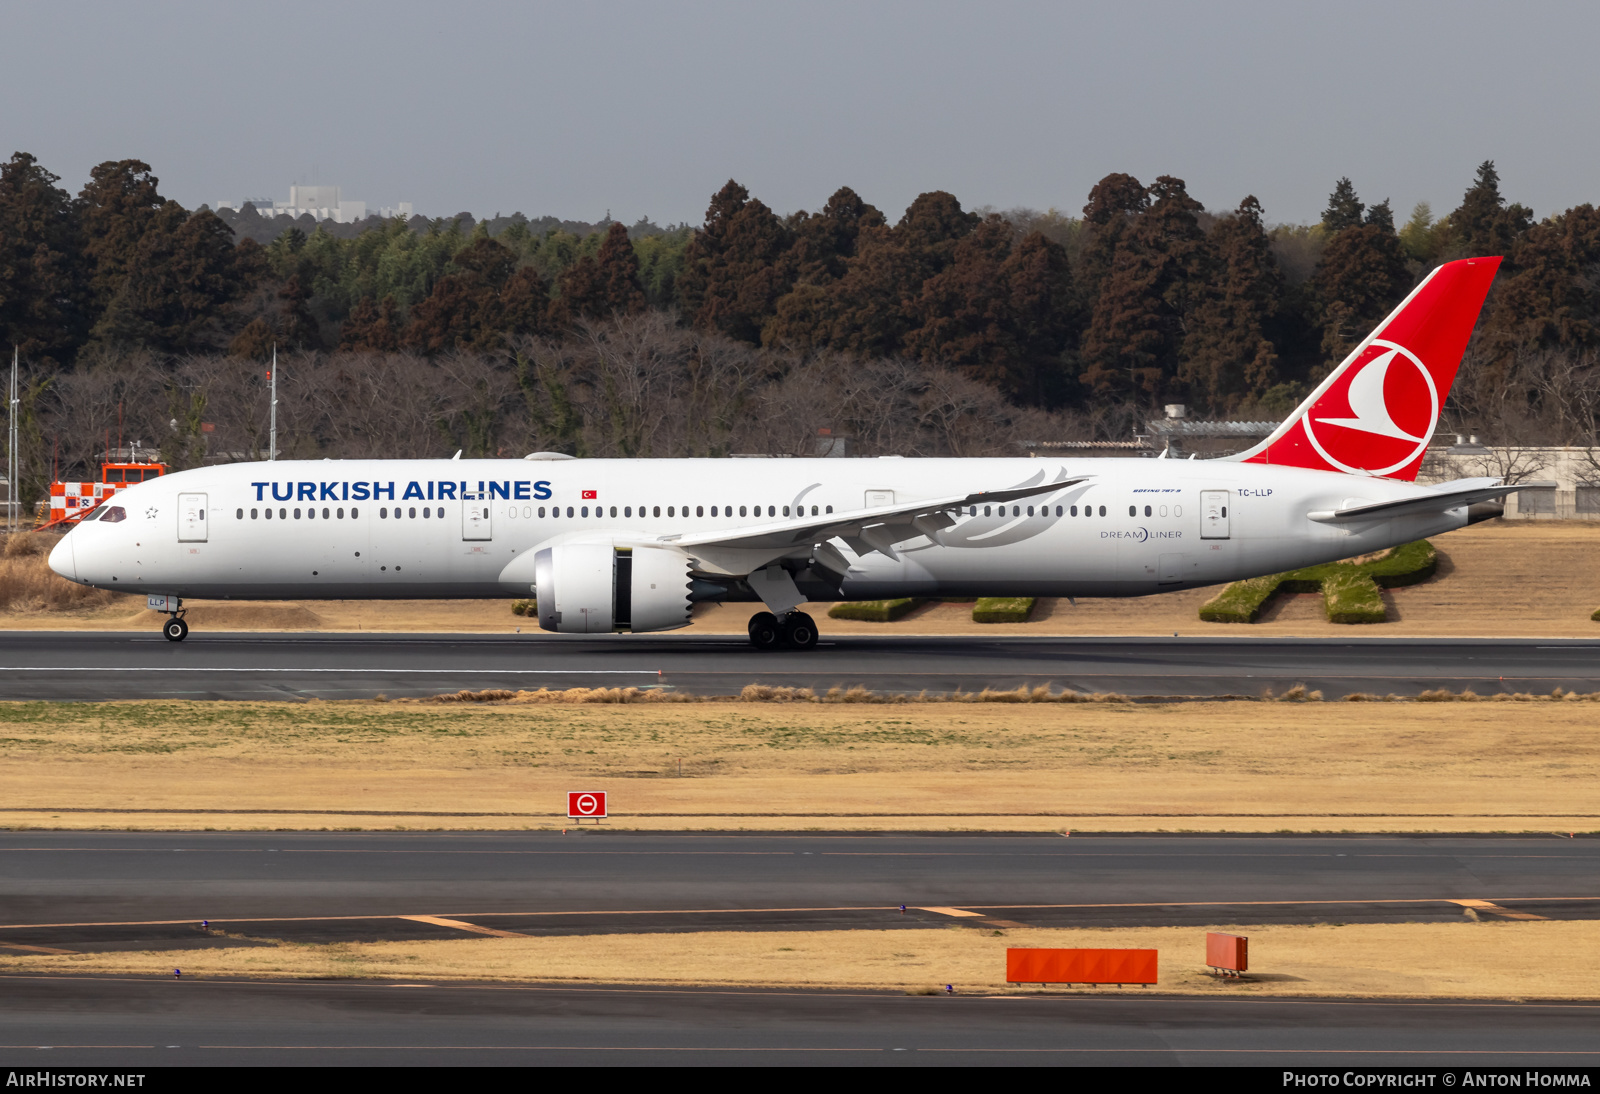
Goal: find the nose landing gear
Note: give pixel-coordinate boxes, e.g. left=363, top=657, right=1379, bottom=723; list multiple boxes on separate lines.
left=747, top=610, right=818, bottom=650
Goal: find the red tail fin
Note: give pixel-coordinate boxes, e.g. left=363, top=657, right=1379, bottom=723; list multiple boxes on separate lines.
left=1238, top=257, right=1501, bottom=480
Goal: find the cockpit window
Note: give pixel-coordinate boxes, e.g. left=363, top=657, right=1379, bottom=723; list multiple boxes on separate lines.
left=98, top=506, right=127, bottom=523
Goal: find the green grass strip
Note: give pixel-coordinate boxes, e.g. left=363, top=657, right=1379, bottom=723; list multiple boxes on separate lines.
left=972, top=597, right=1037, bottom=623
left=827, top=598, right=927, bottom=622
left=1198, top=540, right=1436, bottom=625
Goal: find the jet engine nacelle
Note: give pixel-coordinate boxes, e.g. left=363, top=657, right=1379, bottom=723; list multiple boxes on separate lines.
left=534, top=544, right=693, bottom=634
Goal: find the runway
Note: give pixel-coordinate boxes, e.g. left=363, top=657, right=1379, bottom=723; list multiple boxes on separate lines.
left=6, top=977, right=1599, bottom=1066
left=2, top=631, right=1599, bottom=699
left=2, top=833, right=1598, bottom=1066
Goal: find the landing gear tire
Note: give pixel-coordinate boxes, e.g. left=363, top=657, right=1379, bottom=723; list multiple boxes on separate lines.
left=748, top=612, right=782, bottom=650
left=781, top=611, right=818, bottom=650
left=163, top=617, right=189, bottom=642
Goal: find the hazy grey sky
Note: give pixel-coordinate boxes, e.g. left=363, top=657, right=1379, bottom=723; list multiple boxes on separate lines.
left=4, top=0, right=1597, bottom=227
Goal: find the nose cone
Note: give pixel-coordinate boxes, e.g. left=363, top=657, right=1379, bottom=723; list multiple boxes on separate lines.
left=48, top=533, right=76, bottom=582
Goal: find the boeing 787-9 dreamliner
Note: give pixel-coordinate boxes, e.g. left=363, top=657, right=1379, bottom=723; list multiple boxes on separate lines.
left=51, top=257, right=1515, bottom=649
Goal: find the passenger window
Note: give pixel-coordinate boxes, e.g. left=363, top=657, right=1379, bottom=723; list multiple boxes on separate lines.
left=279, top=508, right=286, bottom=519
left=324, top=508, right=331, bottom=519
left=566, top=506, right=574, bottom=517
left=308, top=508, right=316, bottom=520
left=696, top=506, right=704, bottom=517
left=1145, top=505, right=1152, bottom=517
left=983, top=506, right=991, bottom=517
left=1026, top=506, right=1033, bottom=517
left=1174, top=505, right=1182, bottom=517
left=251, top=508, right=258, bottom=519
left=610, top=506, right=617, bottom=517
left=537, top=507, right=545, bottom=518
left=236, top=508, right=243, bottom=519
left=1129, top=506, right=1136, bottom=517
left=1099, top=505, right=1106, bottom=517
left=667, top=506, right=674, bottom=517
left=352, top=508, right=359, bottom=518
left=409, top=507, right=417, bottom=518
left=710, top=506, right=718, bottom=517
left=654, top=506, right=661, bottom=517
left=1055, top=506, right=1063, bottom=517
left=337, top=508, right=344, bottom=518
left=1070, top=506, right=1077, bottom=516
left=739, top=506, right=747, bottom=517
left=783, top=506, right=791, bottom=517
left=580, top=506, right=588, bottom=518
left=294, top=508, right=302, bottom=519
left=767, top=506, right=775, bottom=517
left=826, top=505, right=833, bottom=514
left=1221, top=506, right=1228, bottom=517
left=380, top=508, right=387, bottom=518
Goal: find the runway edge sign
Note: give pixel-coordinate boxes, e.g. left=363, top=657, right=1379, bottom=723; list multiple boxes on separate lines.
left=568, top=791, right=607, bottom=820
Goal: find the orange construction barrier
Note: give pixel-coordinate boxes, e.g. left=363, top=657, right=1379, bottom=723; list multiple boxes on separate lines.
left=1006, top=948, right=1157, bottom=986
left=1206, top=932, right=1248, bottom=977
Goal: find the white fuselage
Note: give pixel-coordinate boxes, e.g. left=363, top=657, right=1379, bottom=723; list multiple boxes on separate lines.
left=51, top=456, right=1467, bottom=604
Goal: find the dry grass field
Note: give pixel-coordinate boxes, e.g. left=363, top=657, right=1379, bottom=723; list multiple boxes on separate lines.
left=3, top=696, right=1596, bottom=832
left=3, top=920, right=1595, bottom=1000
left=3, top=519, right=1597, bottom=636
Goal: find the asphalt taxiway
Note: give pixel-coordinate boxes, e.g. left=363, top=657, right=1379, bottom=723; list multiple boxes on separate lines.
left=2, top=631, right=1599, bottom=699
left=2, top=833, right=1595, bottom=950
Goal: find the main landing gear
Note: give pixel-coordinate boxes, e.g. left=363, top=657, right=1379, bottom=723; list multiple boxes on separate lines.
left=161, top=605, right=189, bottom=642
left=747, top=610, right=819, bottom=651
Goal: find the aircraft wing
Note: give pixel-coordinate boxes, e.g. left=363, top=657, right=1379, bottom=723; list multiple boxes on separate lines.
left=1307, top=478, right=1525, bottom=524
left=657, top=475, right=1092, bottom=553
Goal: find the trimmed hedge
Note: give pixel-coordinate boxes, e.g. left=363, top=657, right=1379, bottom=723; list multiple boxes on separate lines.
left=828, top=598, right=927, bottom=622
left=972, top=597, right=1037, bottom=623
left=1198, top=540, right=1437, bottom=625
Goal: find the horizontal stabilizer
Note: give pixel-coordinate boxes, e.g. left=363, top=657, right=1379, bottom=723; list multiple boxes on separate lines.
left=1307, top=479, right=1525, bottom=524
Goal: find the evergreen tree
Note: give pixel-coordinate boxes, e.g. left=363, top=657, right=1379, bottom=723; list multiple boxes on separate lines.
left=1180, top=196, right=1283, bottom=410
left=1450, top=160, right=1530, bottom=259
left=1364, top=198, right=1395, bottom=233
left=0, top=152, right=86, bottom=364
left=787, top=191, right=979, bottom=357
left=337, top=294, right=403, bottom=352
left=552, top=221, right=646, bottom=325
left=1322, top=177, right=1365, bottom=232
left=1481, top=204, right=1600, bottom=353
left=782, top=186, right=885, bottom=286
left=1077, top=172, right=1148, bottom=309
left=1080, top=176, right=1208, bottom=399
left=1310, top=223, right=1411, bottom=367
left=404, top=237, right=547, bottom=352
left=77, top=160, right=165, bottom=315
left=677, top=180, right=793, bottom=343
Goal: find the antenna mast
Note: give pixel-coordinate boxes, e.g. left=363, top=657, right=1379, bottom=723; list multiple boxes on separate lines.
left=269, top=345, right=278, bottom=462
left=7, top=347, right=16, bottom=534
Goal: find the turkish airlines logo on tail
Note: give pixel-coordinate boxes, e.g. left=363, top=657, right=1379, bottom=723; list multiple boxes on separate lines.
left=1303, top=339, right=1438, bottom=476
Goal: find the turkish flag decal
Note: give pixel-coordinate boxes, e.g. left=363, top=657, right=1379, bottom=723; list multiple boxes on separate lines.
left=581, top=490, right=597, bottom=500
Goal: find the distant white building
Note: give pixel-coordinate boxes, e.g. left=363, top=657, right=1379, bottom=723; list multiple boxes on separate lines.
left=217, top=185, right=412, bottom=224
